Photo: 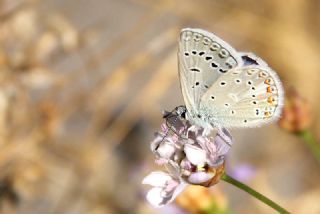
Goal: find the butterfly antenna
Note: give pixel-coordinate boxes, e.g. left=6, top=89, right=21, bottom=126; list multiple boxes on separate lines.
left=217, top=127, right=232, bottom=147
left=155, top=110, right=183, bottom=151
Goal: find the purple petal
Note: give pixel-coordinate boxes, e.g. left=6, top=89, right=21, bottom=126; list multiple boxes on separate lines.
left=171, top=134, right=179, bottom=143
left=197, top=136, right=217, bottom=155
left=165, top=161, right=181, bottom=178
left=208, top=155, right=224, bottom=167
left=170, top=182, right=187, bottom=201
left=155, top=158, right=168, bottom=165
left=164, top=179, right=179, bottom=193
left=180, top=158, right=193, bottom=171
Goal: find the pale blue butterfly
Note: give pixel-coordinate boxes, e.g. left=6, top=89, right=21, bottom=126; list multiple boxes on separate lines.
left=177, top=28, right=284, bottom=132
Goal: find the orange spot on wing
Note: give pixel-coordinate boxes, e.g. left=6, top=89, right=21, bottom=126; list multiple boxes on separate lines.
left=264, top=78, right=273, bottom=85
left=267, top=86, right=272, bottom=93
left=264, top=111, right=272, bottom=118
left=267, top=96, right=274, bottom=104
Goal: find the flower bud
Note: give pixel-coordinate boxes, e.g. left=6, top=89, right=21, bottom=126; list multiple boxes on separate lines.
left=278, top=88, right=312, bottom=133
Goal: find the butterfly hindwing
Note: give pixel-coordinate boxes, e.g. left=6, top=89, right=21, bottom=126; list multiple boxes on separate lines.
left=178, top=28, right=243, bottom=117
left=199, top=66, right=284, bottom=128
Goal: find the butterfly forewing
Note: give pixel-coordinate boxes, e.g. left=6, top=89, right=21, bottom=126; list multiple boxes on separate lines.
left=199, top=66, right=284, bottom=128
left=178, top=28, right=243, bottom=117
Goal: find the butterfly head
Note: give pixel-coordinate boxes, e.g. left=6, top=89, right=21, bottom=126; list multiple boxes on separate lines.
left=163, top=105, right=187, bottom=121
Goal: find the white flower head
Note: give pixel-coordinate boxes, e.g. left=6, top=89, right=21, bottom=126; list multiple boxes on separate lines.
left=143, top=107, right=234, bottom=207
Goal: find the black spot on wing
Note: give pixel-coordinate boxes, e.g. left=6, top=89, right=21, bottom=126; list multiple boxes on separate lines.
left=190, top=68, right=201, bottom=72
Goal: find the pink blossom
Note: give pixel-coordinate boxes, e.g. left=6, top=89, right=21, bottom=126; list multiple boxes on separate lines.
left=142, top=109, right=234, bottom=207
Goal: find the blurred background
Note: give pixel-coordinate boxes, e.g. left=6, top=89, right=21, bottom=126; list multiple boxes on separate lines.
left=0, top=0, right=319, bottom=213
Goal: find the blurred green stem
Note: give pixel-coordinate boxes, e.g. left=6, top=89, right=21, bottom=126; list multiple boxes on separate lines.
left=221, top=174, right=290, bottom=214
left=298, top=130, right=320, bottom=163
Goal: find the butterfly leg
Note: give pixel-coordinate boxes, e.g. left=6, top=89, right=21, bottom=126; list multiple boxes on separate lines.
left=202, top=126, right=213, bottom=136
left=216, top=127, right=233, bottom=147
left=186, top=125, right=200, bottom=138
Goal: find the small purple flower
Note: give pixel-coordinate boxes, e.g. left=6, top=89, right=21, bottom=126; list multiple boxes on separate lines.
left=228, top=164, right=256, bottom=183
left=142, top=109, right=234, bottom=207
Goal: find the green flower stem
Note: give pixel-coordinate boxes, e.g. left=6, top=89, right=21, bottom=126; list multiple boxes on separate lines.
left=221, top=174, right=290, bottom=214
left=298, top=130, right=320, bottom=163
